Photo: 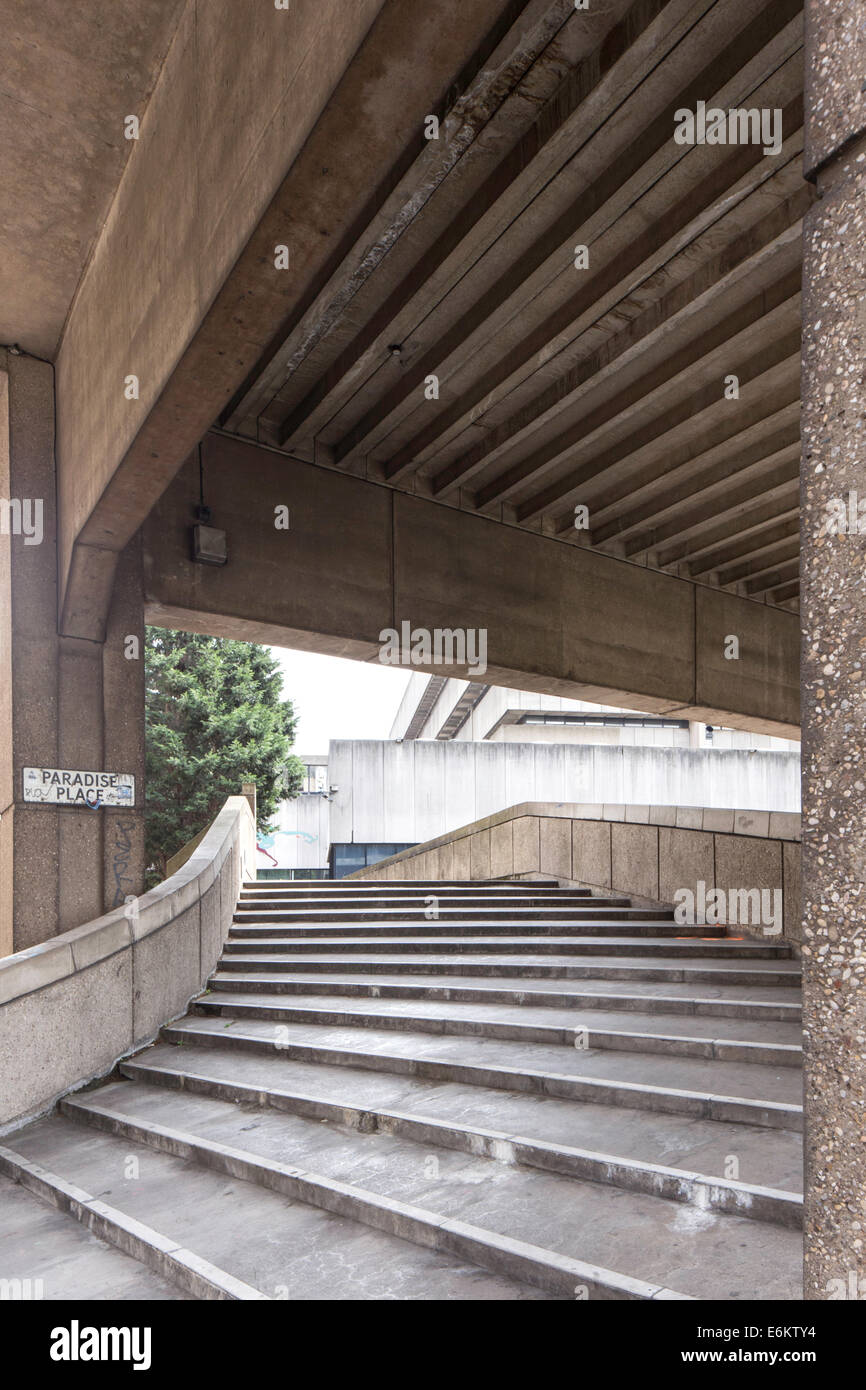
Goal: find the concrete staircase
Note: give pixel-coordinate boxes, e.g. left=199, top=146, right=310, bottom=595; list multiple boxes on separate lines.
left=1, top=879, right=803, bottom=1300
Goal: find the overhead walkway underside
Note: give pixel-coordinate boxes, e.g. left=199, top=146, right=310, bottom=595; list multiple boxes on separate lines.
left=135, top=0, right=804, bottom=736
left=217, top=0, right=806, bottom=610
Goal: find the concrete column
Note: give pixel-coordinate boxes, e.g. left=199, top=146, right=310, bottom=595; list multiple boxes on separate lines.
left=801, top=1, right=866, bottom=1300
left=0, top=351, right=145, bottom=956
left=241, top=783, right=257, bottom=827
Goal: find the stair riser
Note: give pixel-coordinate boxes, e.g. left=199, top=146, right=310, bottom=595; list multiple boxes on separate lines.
left=238, top=896, right=613, bottom=910
left=207, top=975, right=802, bottom=1021
left=242, top=881, right=566, bottom=890
left=160, top=1026, right=803, bottom=1131
left=59, top=1102, right=667, bottom=1301
left=193, top=1000, right=801, bottom=1066
left=232, top=909, right=676, bottom=923
left=217, top=958, right=801, bottom=985
left=230, top=923, right=720, bottom=938
left=221, top=939, right=791, bottom=959
left=116, top=1063, right=802, bottom=1229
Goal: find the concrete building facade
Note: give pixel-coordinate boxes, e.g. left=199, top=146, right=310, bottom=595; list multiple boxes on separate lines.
left=274, top=737, right=800, bottom=877
left=390, top=669, right=801, bottom=750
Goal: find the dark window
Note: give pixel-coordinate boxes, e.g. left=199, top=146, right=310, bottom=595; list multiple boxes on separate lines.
left=255, top=867, right=328, bottom=881
left=329, top=843, right=417, bottom=879
left=518, top=714, right=689, bottom=729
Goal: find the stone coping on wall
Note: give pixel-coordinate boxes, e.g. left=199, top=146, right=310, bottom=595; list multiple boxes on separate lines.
left=0, top=796, right=256, bottom=1129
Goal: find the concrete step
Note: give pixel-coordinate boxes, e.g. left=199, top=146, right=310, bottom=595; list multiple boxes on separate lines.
left=1, top=1118, right=559, bottom=1301
left=238, top=893, right=612, bottom=909
left=161, top=1015, right=803, bottom=1129
left=193, top=991, right=802, bottom=1063
left=209, top=970, right=802, bottom=1019
left=242, top=879, right=565, bottom=890
left=54, top=1081, right=801, bottom=1298
left=0, top=1173, right=191, bottom=1300
left=229, top=920, right=723, bottom=938
left=121, top=1042, right=804, bottom=1194
left=217, top=952, right=801, bottom=987
left=7, top=866, right=804, bottom=1301
left=232, top=906, right=677, bottom=923
left=0, top=1144, right=266, bottom=1300
left=221, top=936, right=792, bottom=959
left=116, top=1054, right=802, bottom=1227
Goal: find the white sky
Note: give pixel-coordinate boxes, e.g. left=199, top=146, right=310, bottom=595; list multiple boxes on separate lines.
left=271, top=647, right=412, bottom=754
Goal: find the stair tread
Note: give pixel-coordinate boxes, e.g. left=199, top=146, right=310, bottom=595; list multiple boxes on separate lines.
left=0, top=1173, right=190, bottom=1300
left=237, top=896, right=619, bottom=907
left=165, top=1014, right=803, bottom=1105
left=224, top=935, right=788, bottom=954
left=199, top=989, right=802, bottom=1046
left=236, top=913, right=650, bottom=922
left=122, top=1041, right=805, bottom=1192
left=231, top=922, right=708, bottom=934
left=211, top=969, right=801, bottom=1006
left=5, top=1117, right=553, bottom=1301
left=59, top=1081, right=800, bottom=1299
left=220, top=950, right=799, bottom=975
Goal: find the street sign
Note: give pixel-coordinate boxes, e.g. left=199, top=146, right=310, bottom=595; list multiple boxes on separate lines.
left=22, top=767, right=135, bottom=808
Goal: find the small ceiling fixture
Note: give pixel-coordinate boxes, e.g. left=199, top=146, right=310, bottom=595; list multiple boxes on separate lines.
left=191, top=442, right=227, bottom=566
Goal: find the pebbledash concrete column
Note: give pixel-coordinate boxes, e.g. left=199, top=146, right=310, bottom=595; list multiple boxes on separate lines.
left=0, top=349, right=146, bottom=956
left=801, top=2, right=866, bottom=1300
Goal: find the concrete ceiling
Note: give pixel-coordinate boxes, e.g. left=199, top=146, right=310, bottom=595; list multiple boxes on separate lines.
left=218, top=0, right=807, bottom=609
left=0, top=0, right=183, bottom=359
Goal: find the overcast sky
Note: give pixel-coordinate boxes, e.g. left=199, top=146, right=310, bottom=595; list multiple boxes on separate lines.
left=271, top=647, right=412, bottom=754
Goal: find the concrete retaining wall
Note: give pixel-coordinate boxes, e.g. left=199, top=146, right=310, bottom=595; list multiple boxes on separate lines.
left=0, top=796, right=256, bottom=1132
left=348, top=801, right=802, bottom=948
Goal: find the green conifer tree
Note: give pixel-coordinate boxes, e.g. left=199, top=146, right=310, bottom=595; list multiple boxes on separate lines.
left=145, top=629, right=304, bottom=877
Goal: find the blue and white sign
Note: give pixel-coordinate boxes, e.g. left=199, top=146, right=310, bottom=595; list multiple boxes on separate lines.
left=23, top=767, right=135, bottom=808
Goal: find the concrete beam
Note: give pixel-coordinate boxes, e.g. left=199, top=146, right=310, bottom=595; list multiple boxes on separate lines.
left=242, top=0, right=637, bottom=441
left=604, top=421, right=801, bottom=552
left=143, top=433, right=799, bottom=736
left=436, top=189, right=808, bottom=502
left=348, top=20, right=805, bottom=475
left=54, top=0, right=515, bottom=641
left=518, top=326, right=801, bottom=525
left=695, top=520, right=800, bottom=581
left=260, top=0, right=694, bottom=448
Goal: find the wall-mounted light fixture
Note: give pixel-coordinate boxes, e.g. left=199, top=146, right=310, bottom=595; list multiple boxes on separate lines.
left=191, top=442, right=227, bottom=566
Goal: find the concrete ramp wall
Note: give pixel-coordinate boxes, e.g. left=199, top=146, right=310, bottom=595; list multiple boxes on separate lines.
left=0, top=796, right=256, bottom=1131
left=348, top=801, right=802, bottom=947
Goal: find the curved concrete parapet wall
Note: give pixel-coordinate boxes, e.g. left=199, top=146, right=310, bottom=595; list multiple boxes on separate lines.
left=348, top=801, right=801, bottom=948
left=0, top=796, right=256, bottom=1132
